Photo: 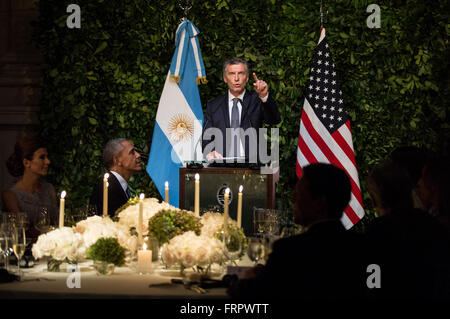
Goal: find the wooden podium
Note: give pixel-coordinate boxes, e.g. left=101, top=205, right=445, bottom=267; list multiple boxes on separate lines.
left=179, top=166, right=279, bottom=236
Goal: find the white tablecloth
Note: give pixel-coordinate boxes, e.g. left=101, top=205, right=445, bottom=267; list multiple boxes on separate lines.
left=0, top=257, right=254, bottom=299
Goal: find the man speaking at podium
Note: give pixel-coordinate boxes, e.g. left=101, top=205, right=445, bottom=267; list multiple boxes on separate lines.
left=202, top=57, right=280, bottom=164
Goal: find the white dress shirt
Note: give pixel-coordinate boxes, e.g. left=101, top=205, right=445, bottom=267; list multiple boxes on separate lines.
left=227, top=90, right=268, bottom=157
left=110, top=171, right=129, bottom=197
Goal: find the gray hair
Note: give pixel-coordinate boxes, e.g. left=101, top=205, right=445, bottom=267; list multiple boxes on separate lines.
left=103, top=138, right=127, bottom=169
left=223, top=57, right=248, bottom=78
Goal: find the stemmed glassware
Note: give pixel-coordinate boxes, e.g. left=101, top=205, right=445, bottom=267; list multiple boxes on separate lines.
left=246, top=237, right=265, bottom=265
left=265, top=210, right=280, bottom=236
left=35, top=208, right=51, bottom=234
left=253, top=208, right=281, bottom=237
left=253, top=208, right=266, bottom=235
left=0, top=227, right=12, bottom=271
left=1, top=214, right=15, bottom=271
left=12, top=226, right=26, bottom=278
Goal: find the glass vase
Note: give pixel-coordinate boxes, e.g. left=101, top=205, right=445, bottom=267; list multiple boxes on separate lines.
left=93, top=260, right=115, bottom=275
left=47, top=258, right=63, bottom=272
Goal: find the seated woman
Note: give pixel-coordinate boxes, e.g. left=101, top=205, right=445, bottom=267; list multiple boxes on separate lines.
left=2, top=136, right=58, bottom=241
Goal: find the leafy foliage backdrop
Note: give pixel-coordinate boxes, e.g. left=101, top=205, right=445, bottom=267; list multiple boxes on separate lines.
left=32, top=0, right=449, bottom=231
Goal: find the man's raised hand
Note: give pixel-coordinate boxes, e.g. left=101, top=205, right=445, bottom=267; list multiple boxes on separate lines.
left=253, top=72, right=268, bottom=99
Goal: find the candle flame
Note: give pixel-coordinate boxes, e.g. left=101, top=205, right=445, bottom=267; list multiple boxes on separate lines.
left=139, top=193, right=145, bottom=200
left=225, top=188, right=230, bottom=195
left=104, top=173, right=109, bottom=179
left=165, top=181, right=169, bottom=188
left=239, top=185, right=243, bottom=192
left=61, top=190, right=66, bottom=199
left=142, top=243, right=147, bottom=250
left=195, top=173, right=200, bottom=180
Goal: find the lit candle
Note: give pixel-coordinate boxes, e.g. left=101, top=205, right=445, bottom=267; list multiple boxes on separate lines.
left=137, top=242, right=152, bottom=274
left=194, top=173, right=200, bottom=217
left=103, top=173, right=109, bottom=217
left=138, top=193, right=144, bottom=247
left=224, top=188, right=230, bottom=229
left=165, top=181, right=169, bottom=203
left=237, top=185, right=243, bottom=229
left=59, top=191, right=66, bottom=228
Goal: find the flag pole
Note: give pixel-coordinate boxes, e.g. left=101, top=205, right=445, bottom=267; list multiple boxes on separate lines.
left=179, top=0, right=192, bottom=21
left=320, top=0, right=323, bottom=28
left=320, top=0, right=327, bottom=32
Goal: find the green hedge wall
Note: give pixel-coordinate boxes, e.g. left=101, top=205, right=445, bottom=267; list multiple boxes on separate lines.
left=33, top=0, right=449, bottom=231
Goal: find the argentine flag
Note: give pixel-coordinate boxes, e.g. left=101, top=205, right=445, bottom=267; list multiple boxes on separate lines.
left=147, top=19, right=206, bottom=207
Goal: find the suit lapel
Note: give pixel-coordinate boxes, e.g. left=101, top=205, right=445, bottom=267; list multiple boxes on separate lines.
left=221, top=94, right=230, bottom=128
left=109, top=171, right=128, bottom=202
left=241, top=91, right=251, bottom=128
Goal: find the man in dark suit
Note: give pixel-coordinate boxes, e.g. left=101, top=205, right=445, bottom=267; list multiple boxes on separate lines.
left=90, top=138, right=142, bottom=217
left=202, top=57, right=280, bottom=163
left=228, top=163, right=369, bottom=299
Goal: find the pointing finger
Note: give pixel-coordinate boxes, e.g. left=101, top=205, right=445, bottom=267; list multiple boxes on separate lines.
left=253, top=72, right=259, bottom=82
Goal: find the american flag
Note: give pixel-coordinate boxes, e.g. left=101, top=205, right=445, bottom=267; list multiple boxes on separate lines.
left=296, top=28, right=364, bottom=228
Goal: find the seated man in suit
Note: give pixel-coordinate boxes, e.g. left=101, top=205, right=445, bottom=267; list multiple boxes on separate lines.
left=228, top=163, right=369, bottom=299
left=90, top=138, right=142, bottom=217
left=202, top=57, right=280, bottom=163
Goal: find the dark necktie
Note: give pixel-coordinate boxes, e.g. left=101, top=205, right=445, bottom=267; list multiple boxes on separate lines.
left=231, top=98, right=240, bottom=157
left=126, top=187, right=132, bottom=199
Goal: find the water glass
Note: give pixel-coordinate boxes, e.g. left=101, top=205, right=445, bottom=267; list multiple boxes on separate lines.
left=246, top=237, right=265, bottom=265
left=223, top=231, right=243, bottom=263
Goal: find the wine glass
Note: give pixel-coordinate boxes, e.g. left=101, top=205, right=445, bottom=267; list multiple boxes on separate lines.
left=15, top=212, right=28, bottom=229
left=265, top=210, right=280, bottom=236
left=0, top=229, right=7, bottom=269
left=0, top=219, right=13, bottom=271
left=12, top=227, right=26, bottom=278
left=35, top=208, right=51, bottom=234
left=253, top=208, right=267, bottom=235
left=247, top=237, right=265, bottom=265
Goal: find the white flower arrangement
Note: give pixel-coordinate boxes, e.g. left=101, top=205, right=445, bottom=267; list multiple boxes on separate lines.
left=32, top=227, right=85, bottom=262
left=200, top=211, right=237, bottom=237
left=161, top=231, right=225, bottom=269
left=200, top=212, right=247, bottom=260
left=75, top=215, right=138, bottom=252
left=32, top=215, right=139, bottom=263
left=116, top=197, right=177, bottom=235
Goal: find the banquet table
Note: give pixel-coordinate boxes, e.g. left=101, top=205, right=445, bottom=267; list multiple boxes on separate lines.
left=0, top=258, right=253, bottom=299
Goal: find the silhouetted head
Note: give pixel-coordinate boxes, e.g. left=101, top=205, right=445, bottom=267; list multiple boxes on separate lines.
left=417, top=156, right=450, bottom=217
left=292, top=163, right=351, bottom=226
left=388, top=146, right=430, bottom=185
left=367, top=160, right=414, bottom=216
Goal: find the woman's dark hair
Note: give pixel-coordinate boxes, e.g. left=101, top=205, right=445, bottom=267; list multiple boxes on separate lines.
left=6, top=136, right=46, bottom=177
